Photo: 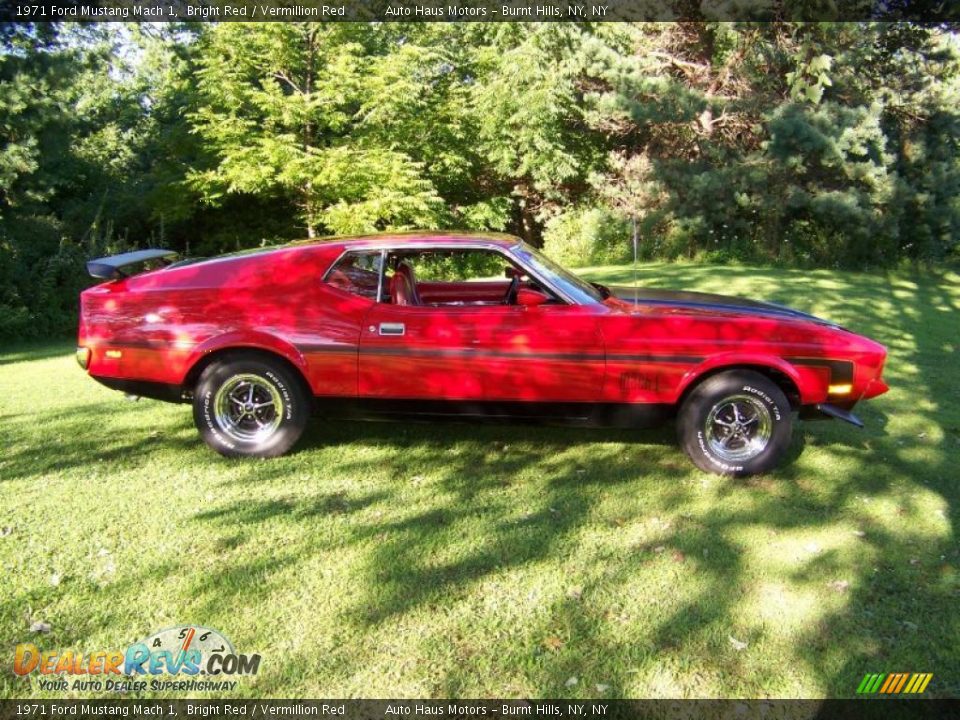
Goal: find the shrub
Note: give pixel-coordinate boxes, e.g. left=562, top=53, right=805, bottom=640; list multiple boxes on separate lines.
left=0, top=215, right=95, bottom=341
left=541, top=207, right=631, bottom=267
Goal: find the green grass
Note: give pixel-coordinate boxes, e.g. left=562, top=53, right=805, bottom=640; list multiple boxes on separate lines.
left=1, top=262, right=958, bottom=699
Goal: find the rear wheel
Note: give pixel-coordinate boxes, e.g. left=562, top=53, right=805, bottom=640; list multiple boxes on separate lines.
left=193, top=354, right=309, bottom=458
left=678, top=370, right=793, bottom=476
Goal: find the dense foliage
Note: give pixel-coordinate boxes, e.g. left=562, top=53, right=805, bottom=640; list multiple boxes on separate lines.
left=1, top=22, right=958, bottom=339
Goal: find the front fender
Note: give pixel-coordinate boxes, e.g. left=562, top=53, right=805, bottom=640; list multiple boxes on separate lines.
left=676, top=353, right=824, bottom=405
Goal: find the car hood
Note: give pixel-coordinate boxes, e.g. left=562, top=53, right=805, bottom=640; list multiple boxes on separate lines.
left=608, top=285, right=838, bottom=326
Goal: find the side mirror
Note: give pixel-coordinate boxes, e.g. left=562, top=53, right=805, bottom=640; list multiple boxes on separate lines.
left=517, top=288, right=550, bottom=307
left=504, top=267, right=521, bottom=279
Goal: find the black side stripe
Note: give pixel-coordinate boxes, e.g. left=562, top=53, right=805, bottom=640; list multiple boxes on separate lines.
left=98, top=341, right=850, bottom=382
left=297, top=344, right=701, bottom=364
left=296, top=343, right=357, bottom=354
left=360, top=347, right=605, bottom=361
left=609, top=353, right=703, bottom=364
left=786, top=357, right=854, bottom=384
left=92, top=340, right=197, bottom=350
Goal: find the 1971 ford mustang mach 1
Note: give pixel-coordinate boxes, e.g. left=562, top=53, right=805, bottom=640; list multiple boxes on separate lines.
left=77, top=232, right=888, bottom=476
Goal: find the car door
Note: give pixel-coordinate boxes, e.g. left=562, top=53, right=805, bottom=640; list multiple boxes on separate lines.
left=358, top=248, right=605, bottom=403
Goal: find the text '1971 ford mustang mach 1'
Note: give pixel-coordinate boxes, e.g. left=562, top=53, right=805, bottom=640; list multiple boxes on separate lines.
left=77, top=233, right=888, bottom=476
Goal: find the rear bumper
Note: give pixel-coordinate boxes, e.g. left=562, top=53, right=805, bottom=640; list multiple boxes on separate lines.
left=91, top=375, right=184, bottom=403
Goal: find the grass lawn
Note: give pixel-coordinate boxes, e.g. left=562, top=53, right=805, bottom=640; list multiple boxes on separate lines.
left=1, top=262, right=958, bottom=699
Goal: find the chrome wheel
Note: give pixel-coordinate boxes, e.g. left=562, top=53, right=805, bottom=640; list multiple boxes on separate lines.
left=704, top=394, right=773, bottom=463
left=213, top=374, right=284, bottom=443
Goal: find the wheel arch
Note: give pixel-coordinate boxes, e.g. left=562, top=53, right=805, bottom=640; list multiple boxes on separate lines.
left=182, top=333, right=312, bottom=397
left=677, top=359, right=803, bottom=410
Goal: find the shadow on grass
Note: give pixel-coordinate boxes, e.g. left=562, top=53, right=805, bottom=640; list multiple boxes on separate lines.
left=575, top=264, right=959, bottom=697
left=0, top=400, right=199, bottom=483
left=0, top=340, right=73, bottom=366
left=2, top=268, right=956, bottom=697
left=213, top=268, right=955, bottom=696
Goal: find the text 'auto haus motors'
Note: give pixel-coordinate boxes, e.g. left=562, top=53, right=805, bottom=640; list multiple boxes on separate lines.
left=14, top=626, right=261, bottom=693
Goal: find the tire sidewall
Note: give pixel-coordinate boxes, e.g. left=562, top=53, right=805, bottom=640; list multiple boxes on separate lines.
left=193, top=356, right=308, bottom=458
left=680, top=372, right=793, bottom=476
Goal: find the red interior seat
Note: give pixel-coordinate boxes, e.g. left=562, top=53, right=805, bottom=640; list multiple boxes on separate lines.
left=390, top=262, right=420, bottom=305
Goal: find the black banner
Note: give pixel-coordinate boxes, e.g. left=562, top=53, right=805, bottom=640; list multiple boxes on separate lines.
left=0, top=700, right=958, bottom=720
left=1, top=0, right=959, bottom=23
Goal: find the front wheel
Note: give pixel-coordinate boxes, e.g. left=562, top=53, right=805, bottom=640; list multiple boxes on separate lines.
left=193, top=353, right=309, bottom=458
left=678, top=370, right=793, bottom=476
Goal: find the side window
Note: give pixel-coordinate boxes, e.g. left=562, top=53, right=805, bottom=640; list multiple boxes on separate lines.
left=325, top=251, right=383, bottom=300
left=393, top=249, right=513, bottom=284
left=383, top=248, right=557, bottom=306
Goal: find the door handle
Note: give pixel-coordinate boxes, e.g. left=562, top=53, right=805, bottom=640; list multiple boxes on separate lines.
left=378, top=322, right=405, bottom=336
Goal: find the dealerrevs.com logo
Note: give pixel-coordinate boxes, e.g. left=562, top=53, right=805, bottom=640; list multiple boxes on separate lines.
left=14, top=626, right=261, bottom=693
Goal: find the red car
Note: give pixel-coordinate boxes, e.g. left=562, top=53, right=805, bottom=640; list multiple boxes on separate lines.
left=77, top=232, right=888, bottom=476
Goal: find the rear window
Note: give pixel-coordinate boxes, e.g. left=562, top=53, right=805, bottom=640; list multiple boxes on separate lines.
left=325, top=251, right=383, bottom=300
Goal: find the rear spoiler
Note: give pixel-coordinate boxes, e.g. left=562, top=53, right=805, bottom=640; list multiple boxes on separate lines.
left=86, top=249, right=178, bottom=280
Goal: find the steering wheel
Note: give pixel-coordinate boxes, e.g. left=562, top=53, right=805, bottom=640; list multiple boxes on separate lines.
left=502, top=275, right=520, bottom=305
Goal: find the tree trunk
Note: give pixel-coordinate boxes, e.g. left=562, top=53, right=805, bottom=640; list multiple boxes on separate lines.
left=302, top=25, right=317, bottom=239
left=303, top=179, right=317, bottom=238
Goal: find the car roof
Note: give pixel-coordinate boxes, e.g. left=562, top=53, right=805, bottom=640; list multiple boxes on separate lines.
left=305, top=231, right=522, bottom=251
left=162, top=232, right=523, bottom=276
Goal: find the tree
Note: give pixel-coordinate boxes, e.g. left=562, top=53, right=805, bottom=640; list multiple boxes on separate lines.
left=578, top=22, right=960, bottom=266
left=187, top=23, right=444, bottom=237
left=1, top=21, right=958, bottom=342
left=470, top=23, right=615, bottom=242
left=0, top=24, right=149, bottom=338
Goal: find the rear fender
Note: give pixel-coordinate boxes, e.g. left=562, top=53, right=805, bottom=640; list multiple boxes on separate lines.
left=181, top=331, right=308, bottom=385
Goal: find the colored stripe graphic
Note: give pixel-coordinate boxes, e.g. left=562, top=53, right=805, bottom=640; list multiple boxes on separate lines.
left=857, top=673, right=884, bottom=694
left=857, top=672, right=932, bottom=694
left=893, top=673, right=908, bottom=693
left=879, top=674, right=895, bottom=693
left=889, top=673, right=905, bottom=693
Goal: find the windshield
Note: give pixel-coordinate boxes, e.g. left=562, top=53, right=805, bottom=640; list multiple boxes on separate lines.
left=511, top=242, right=604, bottom=305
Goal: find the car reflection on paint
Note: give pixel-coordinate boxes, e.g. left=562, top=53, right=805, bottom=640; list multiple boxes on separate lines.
left=77, top=232, right=888, bottom=476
